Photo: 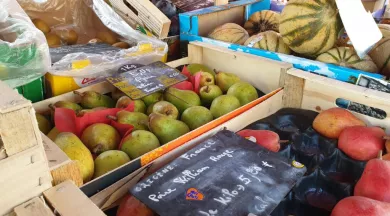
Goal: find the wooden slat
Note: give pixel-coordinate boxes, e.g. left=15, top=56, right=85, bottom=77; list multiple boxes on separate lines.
left=188, top=44, right=204, bottom=64
left=14, top=197, right=54, bottom=216
left=166, top=57, right=190, bottom=68
left=43, top=181, right=105, bottom=216
left=282, top=73, right=305, bottom=108
left=215, top=0, right=229, bottom=5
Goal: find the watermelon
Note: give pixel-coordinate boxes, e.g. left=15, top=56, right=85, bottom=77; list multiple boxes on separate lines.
left=317, top=47, right=378, bottom=73
left=279, top=0, right=342, bottom=56
left=244, top=10, right=280, bottom=36
left=244, top=31, right=291, bottom=54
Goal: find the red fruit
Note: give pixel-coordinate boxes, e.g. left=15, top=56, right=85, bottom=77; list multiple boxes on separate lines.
left=331, top=196, right=390, bottom=216
left=354, top=158, right=390, bottom=202
left=237, top=129, right=281, bottom=152
left=117, top=194, right=154, bottom=216
left=172, top=81, right=194, bottom=91
left=313, top=107, right=366, bottom=139
left=338, top=126, right=385, bottom=161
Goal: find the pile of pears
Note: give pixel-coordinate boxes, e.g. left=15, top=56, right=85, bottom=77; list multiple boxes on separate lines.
left=35, top=63, right=258, bottom=184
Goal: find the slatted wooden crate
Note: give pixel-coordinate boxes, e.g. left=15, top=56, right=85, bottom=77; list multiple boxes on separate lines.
left=0, top=81, right=52, bottom=215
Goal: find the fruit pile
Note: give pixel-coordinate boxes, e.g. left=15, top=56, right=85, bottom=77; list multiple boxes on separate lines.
left=32, top=18, right=130, bottom=49
left=36, top=63, right=260, bottom=184
left=207, top=0, right=390, bottom=77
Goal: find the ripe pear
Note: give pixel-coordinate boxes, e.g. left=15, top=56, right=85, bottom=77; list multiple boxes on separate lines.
left=199, top=85, right=223, bottom=106
left=81, top=123, right=121, bottom=154
left=32, top=19, right=50, bottom=34
left=237, top=130, right=282, bottom=152
left=47, top=127, right=60, bottom=141
left=107, top=111, right=149, bottom=131
left=195, top=71, right=215, bottom=87
left=117, top=195, right=155, bottom=216
left=164, top=87, right=201, bottom=113
left=338, top=126, right=385, bottom=161
left=210, top=95, right=241, bottom=119
left=187, top=64, right=215, bottom=77
left=111, top=89, right=126, bottom=101
left=97, top=31, right=118, bottom=45
left=45, top=33, right=62, bottom=48
left=181, top=106, right=213, bottom=130
left=93, top=150, right=130, bottom=178
left=150, top=101, right=179, bottom=119
left=121, top=130, right=160, bottom=159
left=74, top=91, right=115, bottom=109
left=313, top=107, right=366, bottom=139
left=116, top=96, right=146, bottom=113
left=227, top=82, right=258, bottom=105
left=55, top=132, right=94, bottom=183
left=215, top=72, right=241, bottom=93
left=77, top=107, right=107, bottom=117
left=149, top=113, right=190, bottom=144
left=141, top=91, right=163, bottom=107
left=36, top=113, right=52, bottom=134
left=58, top=29, right=78, bottom=45
left=146, top=102, right=156, bottom=116
left=49, top=101, right=82, bottom=113
left=331, top=196, right=390, bottom=216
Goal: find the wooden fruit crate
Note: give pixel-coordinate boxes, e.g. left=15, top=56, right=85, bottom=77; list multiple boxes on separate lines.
left=95, top=67, right=390, bottom=211
left=0, top=82, right=52, bottom=215
left=109, top=0, right=229, bottom=39
left=10, top=180, right=105, bottom=216
left=33, top=41, right=292, bottom=197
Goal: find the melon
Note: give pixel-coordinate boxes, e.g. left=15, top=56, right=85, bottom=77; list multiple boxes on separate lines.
left=244, top=31, right=291, bottom=54
left=317, top=47, right=378, bottom=73
left=337, top=24, right=390, bottom=47
left=244, top=10, right=280, bottom=36
left=208, top=23, right=249, bottom=45
left=279, top=0, right=342, bottom=56
left=369, top=37, right=390, bottom=77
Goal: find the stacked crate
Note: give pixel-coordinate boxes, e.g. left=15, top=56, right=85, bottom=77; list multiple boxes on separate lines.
left=0, top=81, right=52, bottom=215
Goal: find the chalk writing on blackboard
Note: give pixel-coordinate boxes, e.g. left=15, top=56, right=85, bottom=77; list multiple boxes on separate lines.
left=131, top=130, right=307, bottom=216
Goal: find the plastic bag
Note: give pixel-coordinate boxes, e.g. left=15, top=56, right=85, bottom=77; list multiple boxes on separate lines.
left=0, top=0, right=50, bottom=88
left=18, top=0, right=167, bottom=78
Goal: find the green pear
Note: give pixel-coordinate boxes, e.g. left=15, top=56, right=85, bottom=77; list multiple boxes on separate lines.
left=74, top=91, right=115, bottom=109
left=149, top=113, right=190, bottom=144
left=93, top=150, right=130, bottom=178
left=141, top=91, right=163, bottom=107
left=49, top=101, right=83, bottom=112
left=151, top=101, right=179, bottom=119
left=146, top=102, right=156, bottom=116
left=195, top=71, right=215, bottom=87
left=77, top=107, right=107, bottom=117
left=47, top=127, right=60, bottom=141
left=81, top=123, right=121, bottom=154
left=199, top=85, right=223, bottom=106
left=210, top=95, right=241, bottom=119
left=121, top=130, right=160, bottom=159
left=36, top=113, right=52, bottom=134
left=227, top=82, right=259, bottom=105
left=111, top=89, right=126, bottom=101
left=215, top=72, right=241, bottom=93
left=187, top=64, right=215, bottom=77
left=181, top=106, right=213, bottom=130
left=55, top=132, right=94, bottom=183
left=164, top=87, right=201, bottom=113
left=116, top=96, right=146, bottom=113
left=107, top=111, right=149, bottom=131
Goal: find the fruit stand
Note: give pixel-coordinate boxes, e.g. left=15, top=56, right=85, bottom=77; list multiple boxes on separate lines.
left=2, top=0, right=390, bottom=215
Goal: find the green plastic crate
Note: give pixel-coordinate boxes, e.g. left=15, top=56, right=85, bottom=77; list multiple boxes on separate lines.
left=15, top=77, right=44, bottom=103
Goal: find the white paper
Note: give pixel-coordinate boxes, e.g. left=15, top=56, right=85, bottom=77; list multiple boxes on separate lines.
left=336, top=0, right=382, bottom=58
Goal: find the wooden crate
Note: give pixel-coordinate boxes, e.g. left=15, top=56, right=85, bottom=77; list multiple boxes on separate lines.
left=11, top=181, right=105, bottom=216
left=96, top=67, right=390, bottom=210
left=0, top=82, right=52, bottom=215
left=33, top=41, right=292, bottom=196
left=109, top=0, right=229, bottom=39
left=362, top=0, right=385, bottom=12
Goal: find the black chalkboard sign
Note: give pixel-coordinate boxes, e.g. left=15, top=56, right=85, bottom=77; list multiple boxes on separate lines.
left=49, top=43, right=121, bottom=63
left=106, top=61, right=187, bottom=100
left=130, top=130, right=307, bottom=216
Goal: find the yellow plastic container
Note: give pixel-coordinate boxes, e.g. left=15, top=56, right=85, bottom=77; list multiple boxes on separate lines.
left=46, top=45, right=168, bottom=97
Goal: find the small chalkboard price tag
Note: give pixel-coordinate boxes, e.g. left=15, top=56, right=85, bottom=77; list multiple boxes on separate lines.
left=356, top=74, right=390, bottom=93
left=106, top=61, right=187, bottom=100
left=130, top=130, right=307, bottom=216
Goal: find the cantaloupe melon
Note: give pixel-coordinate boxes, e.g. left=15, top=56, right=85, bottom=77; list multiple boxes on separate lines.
left=244, top=31, right=291, bottom=54
left=208, top=23, right=249, bottom=45
left=317, top=47, right=378, bottom=73
left=279, top=0, right=342, bottom=56
left=244, top=10, right=280, bottom=36
left=369, top=37, right=390, bottom=77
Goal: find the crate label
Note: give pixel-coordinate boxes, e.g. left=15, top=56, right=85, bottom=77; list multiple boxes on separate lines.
left=106, top=61, right=187, bottom=100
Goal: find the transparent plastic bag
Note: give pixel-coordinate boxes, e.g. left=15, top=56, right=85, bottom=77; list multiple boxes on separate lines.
left=18, top=0, right=168, bottom=78
left=0, top=0, right=50, bottom=88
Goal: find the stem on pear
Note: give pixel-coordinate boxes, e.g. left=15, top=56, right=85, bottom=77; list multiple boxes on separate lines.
left=279, top=140, right=290, bottom=144
left=378, top=150, right=383, bottom=160
left=48, top=104, right=56, bottom=111
left=73, top=91, right=84, bottom=97
left=384, top=136, right=390, bottom=140
left=106, top=115, right=118, bottom=121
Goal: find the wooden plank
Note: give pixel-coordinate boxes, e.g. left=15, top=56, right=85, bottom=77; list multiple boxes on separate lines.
left=188, top=44, right=204, bottom=64
left=166, top=57, right=190, bottom=68
left=14, top=197, right=54, bottom=216
left=43, top=180, right=106, bottom=216
left=43, top=134, right=83, bottom=187
left=282, top=72, right=305, bottom=108
left=215, top=0, right=229, bottom=5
